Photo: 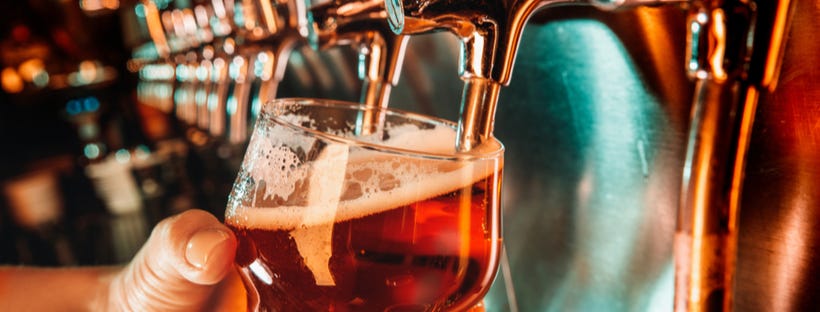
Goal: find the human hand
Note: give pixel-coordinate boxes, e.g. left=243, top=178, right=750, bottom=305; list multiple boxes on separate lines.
left=0, top=209, right=244, bottom=311
left=98, top=209, right=240, bottom=311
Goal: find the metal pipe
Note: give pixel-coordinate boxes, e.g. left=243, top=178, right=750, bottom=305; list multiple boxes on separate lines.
left=457, top=77, right=501, bottom=152
left=676, top=0, right=795, bottom=310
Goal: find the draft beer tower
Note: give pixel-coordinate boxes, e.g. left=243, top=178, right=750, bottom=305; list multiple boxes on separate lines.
left=132, top=0, right=803, bottom=310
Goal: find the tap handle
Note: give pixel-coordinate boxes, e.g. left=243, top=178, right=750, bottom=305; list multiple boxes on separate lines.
left=141, top=0, right=172, bottom=59
left=677, top=1, right=796, bottom=311
left=238, top=0, right=317, bottom=44
left=309, top=0, right=410, bottom=115
left=685, top=0, right=754, bottom=82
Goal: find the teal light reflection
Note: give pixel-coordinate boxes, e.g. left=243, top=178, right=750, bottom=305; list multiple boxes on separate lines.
left=251, top=95, right=261, bottom=117
left=227, top=95, right=237, bottom=116
left=134, top=3, right=145, bottom=18
left=84, top=143, right=101, bottom=159
left=486, top=18, right=675, bottom=312
left=208, top=91, right=218, bottom=111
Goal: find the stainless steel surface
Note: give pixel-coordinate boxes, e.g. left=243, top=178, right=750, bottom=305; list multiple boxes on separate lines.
left=377, top=0, right=812, bottom=309
left=735, top=1, right=820, bottom=310
left=463, top=2, right=816, bottom=310
left=475, top=7, right=692, bottom=310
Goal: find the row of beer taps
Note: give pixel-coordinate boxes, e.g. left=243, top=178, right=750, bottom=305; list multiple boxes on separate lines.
left=135, top=0, right=795, bottom=310
left=137, top=0, right=406, bottom=143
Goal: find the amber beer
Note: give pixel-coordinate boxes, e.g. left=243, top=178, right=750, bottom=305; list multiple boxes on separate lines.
left=227, top=163, right=502, bottom=311
left=225, top=99, right=503, bottom=311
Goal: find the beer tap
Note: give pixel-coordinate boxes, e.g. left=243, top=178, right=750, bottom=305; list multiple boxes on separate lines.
left=141, top=0, right=223, bottom=132
left=310, top=0, right=410, bottom=134
left=383, top=0, right=686, bottom=151
left=384, top=0, right=795, bottom=311
left=173, top=6, right=212, bottom=129
left=676, top=0, right=795, bottom=311
left=186, top=1, right=240, bottom=139
left=221, top=0, right=314, bottom=143
left=140, top=1, right=194, bottom=124
left=141, top=0, right=172, bottom=60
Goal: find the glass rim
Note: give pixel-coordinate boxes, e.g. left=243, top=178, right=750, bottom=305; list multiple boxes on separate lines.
left=260, top=98, right=504, bottom=161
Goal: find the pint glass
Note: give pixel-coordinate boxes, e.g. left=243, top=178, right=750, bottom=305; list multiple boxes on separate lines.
left=225, top=98, right=504, bottom=311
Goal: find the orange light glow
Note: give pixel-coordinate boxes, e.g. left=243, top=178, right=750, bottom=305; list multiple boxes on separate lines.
left=763, top=0, right=793, bottom=90
left=2, top=68, right=25, bottom=93
left=18, top=59, right=45, bottom=82
left=146, top=1, right=171, bottom=58
left=80, top=0, right=120, bottom=12
left=709, top=9, right=727, bottom=82
left=79, top=60, right=99, bottom=84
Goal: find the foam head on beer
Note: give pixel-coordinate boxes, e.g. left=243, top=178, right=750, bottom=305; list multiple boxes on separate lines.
left=226, top=122, right=499, bottom=228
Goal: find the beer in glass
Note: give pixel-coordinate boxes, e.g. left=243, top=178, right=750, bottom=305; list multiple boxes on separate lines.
left=225, top=98, right=504, bottom=311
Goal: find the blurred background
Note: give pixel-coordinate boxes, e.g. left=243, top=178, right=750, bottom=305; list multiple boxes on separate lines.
left=0, top=0, right=153, bottom=266
left=0, top=0, right=817, bottom=311
left=0, top=0, right=463, bottom=267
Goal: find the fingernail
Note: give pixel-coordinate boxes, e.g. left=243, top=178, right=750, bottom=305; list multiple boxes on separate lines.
left=186, top=229, right=230, bottom=269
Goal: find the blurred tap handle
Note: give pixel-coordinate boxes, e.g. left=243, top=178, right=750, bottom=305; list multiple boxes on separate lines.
left=235, top=0, right=316, bottom=87
left=210, top=0, right=239, bottom=36
left=736, top=0, right=796, bottom=91
left=142, top=0, right=172, bottom=59
left=307, top=0, right=410, bottom=137
left=684, top=0, right=756, bottom=83
left=239, top=0, right=315, bottom=44
left=310, top=0, right=402, bottom=51
left=220, top=0, right=317, bottom=142
left=677, top=0, right=796, bottom=311
left=311, top=0, right=410, bottom=108
left=141, top=0, right=222, bottom=59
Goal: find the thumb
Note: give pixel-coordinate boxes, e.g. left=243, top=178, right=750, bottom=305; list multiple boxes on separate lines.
left=105, top=209, right=237, bottom=311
